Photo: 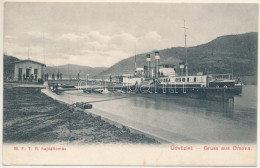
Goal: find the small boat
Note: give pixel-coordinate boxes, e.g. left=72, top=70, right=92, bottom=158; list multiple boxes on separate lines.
left=93, top=88, right=110, bottom=94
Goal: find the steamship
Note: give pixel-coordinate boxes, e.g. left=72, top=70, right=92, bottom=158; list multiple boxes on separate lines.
left=121, top=21, right=242, bottom=96
left=122, top=51, right=242, bottom=95
left=122, top=21, right=242, bottom=95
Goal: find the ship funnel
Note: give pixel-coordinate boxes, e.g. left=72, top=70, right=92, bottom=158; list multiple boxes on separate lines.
left=155, top=51, right=160, bottom=78
left=179, top=62, right=185, bottom=76
left=146, top=54, right=151, bottom=78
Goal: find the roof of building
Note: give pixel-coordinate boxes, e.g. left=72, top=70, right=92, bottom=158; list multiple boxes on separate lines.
left=13, top=59, right=46, bottom=66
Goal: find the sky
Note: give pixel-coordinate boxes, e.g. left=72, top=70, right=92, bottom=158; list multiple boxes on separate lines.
left=3, top=2, right=259, bottom=67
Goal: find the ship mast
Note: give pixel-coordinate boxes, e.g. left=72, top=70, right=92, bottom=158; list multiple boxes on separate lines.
left=134, top=44, right=137, bottom=76
left=42, top=32, right=46, bottom=80
left=183, top=20, right=188, bottom=76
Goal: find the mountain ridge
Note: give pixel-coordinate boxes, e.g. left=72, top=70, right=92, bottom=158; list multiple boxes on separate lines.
left=96, top=32, right=258, bottom=80
left=45, top=64, right=107, bottom=78
left=3, top=55, right=108, bottom=79
left=4, top=32, right=258, bottom=84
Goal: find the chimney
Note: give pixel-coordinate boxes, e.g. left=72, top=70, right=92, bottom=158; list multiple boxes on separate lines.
left=185, top=63, right=189, bottom=76
left=146, top=54, right=151, bottom=78
left=179, top=62, right=185, bottom=76
left=154, top=51, right=160, bottom=78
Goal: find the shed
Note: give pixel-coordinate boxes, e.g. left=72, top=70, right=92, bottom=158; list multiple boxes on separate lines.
left=14, top=59, right=46, bottom=81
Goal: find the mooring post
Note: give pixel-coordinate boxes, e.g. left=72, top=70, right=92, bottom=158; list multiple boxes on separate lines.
left=222, top=88, right=226, bottom=111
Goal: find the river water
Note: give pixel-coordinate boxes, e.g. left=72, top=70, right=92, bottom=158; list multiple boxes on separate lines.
left=62, top=85, right=257, bottom=144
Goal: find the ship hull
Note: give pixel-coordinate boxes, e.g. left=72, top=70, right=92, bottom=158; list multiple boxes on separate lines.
left=122, top=84, right=242, bottom=101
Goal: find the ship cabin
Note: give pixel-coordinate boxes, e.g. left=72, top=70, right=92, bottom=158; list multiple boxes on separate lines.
left=135, top=67, right=144, bottom=77
left=122, top=74, right=144, bottom=86
left=158, top=75, right=208, bottom=88
left=157, top=64, right=209, bottom=88
left=158, top=64, right=176, bottom=77
left=208, top=73, right=236, bottom=87
left=158, top=73, right=236, bottom=88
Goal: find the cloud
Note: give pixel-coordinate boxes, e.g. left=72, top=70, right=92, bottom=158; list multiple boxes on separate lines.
left=60, top=33, right=88, bottom=41
left=135, top=32, right=171, bottom=54
left=4, top=30, right=172, bottom=67
left=142, top=31, right=162, bottom=41
left=110, top=33, right=137, bottom=45
left=4, top=35, right=16, bottom=39
left=88, top=31, right=110, bottom=43
left=26, top=31, right=43, bottom=38
left=4, top=3, right=257, bottom=67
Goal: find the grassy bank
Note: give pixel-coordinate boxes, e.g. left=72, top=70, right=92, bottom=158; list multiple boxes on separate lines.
left=3, top=83, right=159, bottom=144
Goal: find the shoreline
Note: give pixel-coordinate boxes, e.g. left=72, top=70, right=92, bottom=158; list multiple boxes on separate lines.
left=3, top=83, right=160, bottom=144
left=41, top=89, right=175, bottom=143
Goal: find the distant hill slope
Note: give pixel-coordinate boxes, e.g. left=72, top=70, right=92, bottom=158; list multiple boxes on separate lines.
left=3, top=55, right=107, bottom=80
left=4, top=32, right=258, bottom=84
left=45, top=64, right=107, bottom=78
left=4, top=55, right=19, bottom=80
left=97, top=32, right=258, bottom=81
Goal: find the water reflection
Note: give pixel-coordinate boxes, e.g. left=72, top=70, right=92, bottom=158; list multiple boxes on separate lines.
left=132, top=85, right=256, bottom=123
left=63, top=85, right=256, bottom=143
left=204, top=97, right=234, bottom=119
left=133, top=94, right=234, bottom=115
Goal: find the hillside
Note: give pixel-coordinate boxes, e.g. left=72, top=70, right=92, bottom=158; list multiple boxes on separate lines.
left=3, top=55, right=107, bottom=80
left=3, top=32, right=258, bottom=84
left=45, top=64, right=107, bottom=79
left=3, top=55, right=19, bottom=80
left=97, top=32, right=258, bottom=83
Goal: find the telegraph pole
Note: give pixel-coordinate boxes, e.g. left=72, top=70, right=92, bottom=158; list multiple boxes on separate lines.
left=28, top=47, right=30, bottom=60
left=42, top=32, right=46, bottom=81
left=42, top=32, right=46, bottom=64
left=183, top=20, right=188, bottom=76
